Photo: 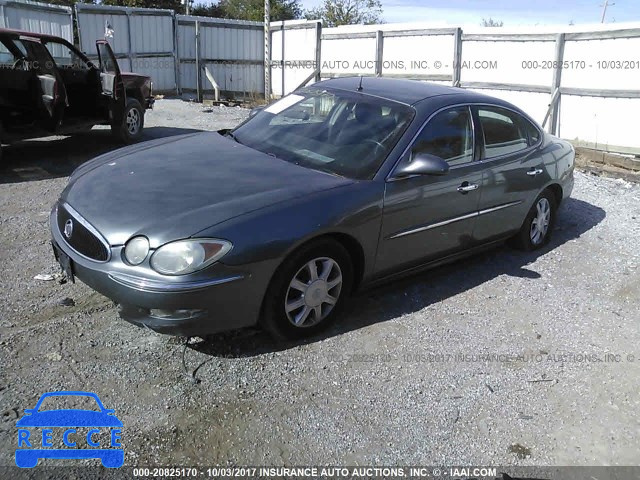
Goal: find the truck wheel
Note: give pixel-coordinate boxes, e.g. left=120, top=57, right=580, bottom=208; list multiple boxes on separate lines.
left=112, top=98, right=144, bottom=144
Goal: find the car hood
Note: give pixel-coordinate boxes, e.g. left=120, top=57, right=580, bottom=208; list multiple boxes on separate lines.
left=16, top=410, right=123, bottom=427
left=62, top=132, right=353, bottom=247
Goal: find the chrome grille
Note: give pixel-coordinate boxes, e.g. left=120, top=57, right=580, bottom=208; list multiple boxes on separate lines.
left=57, top=204, right=109, bottom=262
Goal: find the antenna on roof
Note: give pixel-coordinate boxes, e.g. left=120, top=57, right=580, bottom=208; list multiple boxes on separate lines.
left=357, top=76, right=364, bottom=92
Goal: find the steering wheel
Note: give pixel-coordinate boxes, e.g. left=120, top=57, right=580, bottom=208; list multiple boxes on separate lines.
left=363, top=139, right=385, bottom=155
left=12, top=57, right=26, bottom=70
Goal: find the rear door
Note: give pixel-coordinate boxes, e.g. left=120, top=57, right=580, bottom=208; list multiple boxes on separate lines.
left=0, top=37, right=34, bottom=116
left=472, top=105, right=547, bottom=242
left=376, top=105, right=484, bottom=275
left=20, top=37, right=68, bottom=131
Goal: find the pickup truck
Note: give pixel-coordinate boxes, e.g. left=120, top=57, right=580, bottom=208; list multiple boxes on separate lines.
left=0, top=28, right=154, bottom=160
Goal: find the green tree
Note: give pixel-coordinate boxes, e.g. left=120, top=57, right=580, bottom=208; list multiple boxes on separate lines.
left=305, top=0, right=383, bottom=27
left=481, top=17, right=504, bottom=27
left=221, top=0, right=302, bottom=22
left=101, top=0, right=185, bottom=11
left=190, top=2, right=226, bottom=17
left=44, top=0, right=95, bottom=5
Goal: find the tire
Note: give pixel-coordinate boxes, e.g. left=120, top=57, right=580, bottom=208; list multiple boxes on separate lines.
left=260, top=239, right=354, bottom=341
left=511, top=189, right=557, bottom=251
left=112, top=98, right=144, bottom=144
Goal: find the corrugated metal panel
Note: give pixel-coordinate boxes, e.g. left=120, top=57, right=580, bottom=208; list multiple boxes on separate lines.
left=177, top=14, right=263, bottom=95
left=75, top=3, right=176, bottom=92
left=0, top=0, right=72, bottom=41
left=270, top=20, right=319, bottom=96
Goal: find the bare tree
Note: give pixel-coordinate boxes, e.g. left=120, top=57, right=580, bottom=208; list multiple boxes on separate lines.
left=481, top=17, right=504, bottom=27
left=306, top=0, right=383, bottom=27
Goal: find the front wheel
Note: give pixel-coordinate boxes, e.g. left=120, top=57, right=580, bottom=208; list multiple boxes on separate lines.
left=511, top=190, right=557, bottom=251
left=261, top=239, right=353, bottom=341
left=112, top=99, right=144, bottom=144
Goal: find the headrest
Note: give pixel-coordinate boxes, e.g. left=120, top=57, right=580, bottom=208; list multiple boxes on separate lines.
left=354, top=103, right=383, bottom=123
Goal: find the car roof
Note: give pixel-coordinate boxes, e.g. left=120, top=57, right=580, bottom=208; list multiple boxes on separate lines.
left=0, top=27, right=66, bottom=42
left=315, top=76, right=489, bottom=105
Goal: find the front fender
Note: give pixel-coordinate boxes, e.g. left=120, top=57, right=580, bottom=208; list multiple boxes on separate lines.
left=201, top=181, right=385, bottom=280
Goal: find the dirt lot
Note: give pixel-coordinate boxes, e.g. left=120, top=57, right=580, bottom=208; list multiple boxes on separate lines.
left=1, top=99, right=639, bottom=470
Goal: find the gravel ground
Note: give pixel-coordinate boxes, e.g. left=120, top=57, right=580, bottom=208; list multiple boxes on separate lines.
left=1, top=99, right=639, bottom=470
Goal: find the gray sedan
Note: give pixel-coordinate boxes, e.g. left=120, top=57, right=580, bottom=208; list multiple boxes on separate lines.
left=50, top=78, right=575, bottom=340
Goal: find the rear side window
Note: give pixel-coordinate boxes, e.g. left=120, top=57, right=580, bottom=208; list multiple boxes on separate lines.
left=412, top=106, right=474, bottom=167
left=477, top=107, right=529, bottom=158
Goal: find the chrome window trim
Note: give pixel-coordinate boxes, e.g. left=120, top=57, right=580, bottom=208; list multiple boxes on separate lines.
left=388, top=200, right=523, bottom=239
left=387, top=102, right=543, bottom=182
left=58, top=202, right=112, bottom=263
left=108, top=272, right=244, bottom=293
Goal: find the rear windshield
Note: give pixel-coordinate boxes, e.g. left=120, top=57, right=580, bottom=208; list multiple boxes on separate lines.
left=232, top=88, right=414, bottom=180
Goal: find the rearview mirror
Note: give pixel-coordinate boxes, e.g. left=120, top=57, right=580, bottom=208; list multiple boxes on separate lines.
left=394, top=153, right=450, bottom=177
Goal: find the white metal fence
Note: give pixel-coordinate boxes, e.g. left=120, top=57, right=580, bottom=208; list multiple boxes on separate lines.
left=4, top=1, right=640, bottom=153
left=0, top=0, right=72, bottom=41
left=75, top=3, right=177, bottom=92
left=176, top=14, right=263, bottom=98
left=312, top=22, right=640, bottom=154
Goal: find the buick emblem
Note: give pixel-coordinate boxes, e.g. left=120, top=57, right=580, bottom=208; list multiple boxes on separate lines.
left=64, top=219, right=74, bottom=239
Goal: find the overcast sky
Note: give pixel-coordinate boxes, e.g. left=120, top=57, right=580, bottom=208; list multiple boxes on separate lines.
left=300, top=0, right=640, bottom=25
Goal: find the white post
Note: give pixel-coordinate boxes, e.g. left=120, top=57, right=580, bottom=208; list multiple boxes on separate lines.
left=264, top=0, right=271, bottom=101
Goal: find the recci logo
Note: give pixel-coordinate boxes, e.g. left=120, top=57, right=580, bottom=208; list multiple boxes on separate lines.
left=15, top=391, right=123, bottom=468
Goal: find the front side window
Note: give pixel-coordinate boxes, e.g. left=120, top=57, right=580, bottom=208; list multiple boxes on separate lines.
left=412, top=106, right=474, bottom=167
left=44, top=40, right=87, bottom=69
left=477, top=107, right=529, bottom=158
left=232, top=88, right=414, bottom=180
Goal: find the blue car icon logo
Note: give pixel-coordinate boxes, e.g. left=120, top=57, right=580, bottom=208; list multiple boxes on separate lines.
left=15, top=391, right=123, bottom=468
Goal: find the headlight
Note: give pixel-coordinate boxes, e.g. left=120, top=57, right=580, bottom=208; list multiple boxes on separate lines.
left=150, top=239, right=232, bottom=275
left=124, top=236, right=149, bottom=265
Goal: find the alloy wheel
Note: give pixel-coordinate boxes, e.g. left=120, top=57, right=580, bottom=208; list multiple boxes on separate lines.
left=530, top=197, right=551, bottom=245
left=126, top=108, right=141, bottom=135
left=284, top=257, right=343, bottom=328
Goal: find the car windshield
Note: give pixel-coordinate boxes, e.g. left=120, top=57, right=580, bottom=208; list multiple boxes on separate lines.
left=232, top=87, right=414, bottom=180
left=37, top=395, right=101, bottom=412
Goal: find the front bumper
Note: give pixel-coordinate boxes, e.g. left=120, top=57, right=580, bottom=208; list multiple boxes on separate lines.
left=50, top=207, right=269, bottom=336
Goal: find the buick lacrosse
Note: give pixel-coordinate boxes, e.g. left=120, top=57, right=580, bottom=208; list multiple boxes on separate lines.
left=50, top=77, right=574, bottom=339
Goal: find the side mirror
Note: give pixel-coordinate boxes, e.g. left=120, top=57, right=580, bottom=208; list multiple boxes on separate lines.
left=249, top=106, right=264, bottom=118
left=394, top=153, right=450, bottom=177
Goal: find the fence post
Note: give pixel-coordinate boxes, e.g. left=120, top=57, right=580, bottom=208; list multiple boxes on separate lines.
left=452, top=27, right=462, bottom=87
left=314, top=21, right=322, bottom=82
left=281, top=23, right=285, bottom=96
left=375, top=30, right=384, bottom=76
left=173, top=13, right=180, bottom=95
left=264, top=1, right=271, bottom=101
left=549, top=33, right=565, bottom=135
left=125, top=9, right=133, bottom=72
left=195, top=20, right=202, bottom=102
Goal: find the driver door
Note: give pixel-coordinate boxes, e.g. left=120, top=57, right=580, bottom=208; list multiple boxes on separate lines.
left=96, top=40, right=125, bottom=115
left=375, top=106, right=483, bottom=276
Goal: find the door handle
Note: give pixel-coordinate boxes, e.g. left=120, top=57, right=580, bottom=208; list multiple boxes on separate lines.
left=527, top=168, right=543, bottom=176
left=457, top=183, right=479, bottom=193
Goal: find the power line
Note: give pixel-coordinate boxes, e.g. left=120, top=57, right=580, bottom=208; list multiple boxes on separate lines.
left=600, top=0, right=615, bottom=23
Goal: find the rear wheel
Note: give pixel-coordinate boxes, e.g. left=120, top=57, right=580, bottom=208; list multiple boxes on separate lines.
left=261, top=239, right=353, bottom=341
left=511, top=190, right=557, bottom=251
left=112, top=98, right=144, bottom=144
